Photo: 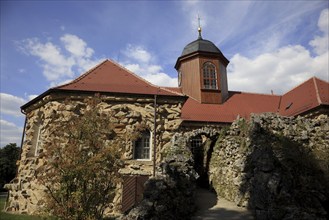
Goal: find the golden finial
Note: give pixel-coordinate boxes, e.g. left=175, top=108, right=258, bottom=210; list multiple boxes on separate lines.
left=198, top=14, right=202, bottom=39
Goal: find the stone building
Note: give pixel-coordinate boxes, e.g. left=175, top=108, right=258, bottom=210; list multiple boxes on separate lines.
left=5, top=30, right=329, bottom=215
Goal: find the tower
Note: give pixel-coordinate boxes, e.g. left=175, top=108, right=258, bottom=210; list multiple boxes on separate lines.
left=174, top=23, right=229, bottom=104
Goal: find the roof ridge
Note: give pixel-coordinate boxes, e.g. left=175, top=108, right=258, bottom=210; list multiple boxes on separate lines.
left=313, top=77, right=322, bottom=104
left=160, top=87, right=184, bottom=96
left=109, top=59, right=159, bottom=88
left=238, top=90, right=281, bottom=97
left=313, top=76, right=329, bottom=84
left=277, top=96, right=282, bottom=113
left=282, top=77, right=315, bottom=95
left=55, top=59, right=108, bottom=89
left=109, top=59, right=182, bottom=96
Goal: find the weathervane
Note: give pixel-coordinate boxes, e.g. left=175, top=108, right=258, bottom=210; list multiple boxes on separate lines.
left=198, top=14, right=202, bottom=39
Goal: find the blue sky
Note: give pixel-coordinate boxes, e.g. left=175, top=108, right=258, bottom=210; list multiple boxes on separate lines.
left=1, top=1, right=328, bottom=147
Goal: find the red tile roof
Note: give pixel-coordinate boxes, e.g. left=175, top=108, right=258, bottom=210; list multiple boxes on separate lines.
left=181, top=92, right=281, bottom=123
left=22, top=58, right=328, bottom=123
left=56, top=60, right=183, bottom=97
left=180, top=77, right=329, bottom=123
left=279, top=77, right=329, bottom=116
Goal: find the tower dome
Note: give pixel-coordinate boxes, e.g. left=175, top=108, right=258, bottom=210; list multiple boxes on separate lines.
left=175, top=34, right=229, bottom=69
left=181, top=38, right=222, bottom=56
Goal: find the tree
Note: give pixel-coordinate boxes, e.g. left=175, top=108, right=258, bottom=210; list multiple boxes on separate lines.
left=37, top=97, right=124, bottom=220
left=0, top=143, right=20, bottom=191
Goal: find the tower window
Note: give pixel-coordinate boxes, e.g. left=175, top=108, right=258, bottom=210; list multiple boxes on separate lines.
left=134, top=131, right=151, bottom=160
left=202, top=62, right=217, bottom=90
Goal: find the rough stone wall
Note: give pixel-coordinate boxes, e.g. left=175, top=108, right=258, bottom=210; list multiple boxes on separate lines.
left=5, top=93, right=184, bottom=215
left=121, top=133, right=198, bottom=220
left=209, top=113, right=329, bottom=219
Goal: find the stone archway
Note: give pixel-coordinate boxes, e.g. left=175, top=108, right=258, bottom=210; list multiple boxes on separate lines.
left=185, top=128, right=220, bottom=188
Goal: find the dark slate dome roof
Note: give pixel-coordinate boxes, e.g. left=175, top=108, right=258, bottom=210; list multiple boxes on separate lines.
left=181, top=37, right=221, bottom=56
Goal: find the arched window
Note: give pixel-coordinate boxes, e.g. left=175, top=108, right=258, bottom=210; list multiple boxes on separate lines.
left=134, top=131, right=151, bottom=160
left=203, top=62, right=217, bottom=89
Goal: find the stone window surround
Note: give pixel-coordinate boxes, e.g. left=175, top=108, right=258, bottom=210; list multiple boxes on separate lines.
left=27, top=119, right=42, bottom=158
left=34, top=124, right=42, bottom=157
left=133, top=130, right=152, bottom=161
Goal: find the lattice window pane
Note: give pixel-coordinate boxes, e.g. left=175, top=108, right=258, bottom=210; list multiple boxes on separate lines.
left=134, top=131, right=151, bottom=160
left=202, top=62, right=217, bottom=90
left=190, top=137, right=202, bottom=155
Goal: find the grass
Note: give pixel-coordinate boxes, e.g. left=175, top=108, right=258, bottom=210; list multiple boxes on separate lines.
left=0, top=196, right=117, bottom=220
left=0, top=196, right=48, bottom=220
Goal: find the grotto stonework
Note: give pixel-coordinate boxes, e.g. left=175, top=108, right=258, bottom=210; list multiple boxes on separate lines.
left=118, top=114, right=329, bottom=219
left=4, top=102, right=329, bottom=219
left=209, top=113, right=329, bottom=219
left=121, top=133, right=198, bottom=220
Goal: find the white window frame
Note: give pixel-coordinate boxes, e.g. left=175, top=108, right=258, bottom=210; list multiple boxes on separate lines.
left=133, top=130, right=152, bottom=161
left=34, top=125, right=42, bottom=156
left=27, top=120, right=42, bottom=158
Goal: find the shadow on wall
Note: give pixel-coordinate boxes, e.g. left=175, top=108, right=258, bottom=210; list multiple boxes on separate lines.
left=239, top=123, right=329, bottom=219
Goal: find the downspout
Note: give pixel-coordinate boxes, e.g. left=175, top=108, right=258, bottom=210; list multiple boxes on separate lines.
left=19, top=109, right=27, bottom=161
left=153, top=94, right=157, bottom=177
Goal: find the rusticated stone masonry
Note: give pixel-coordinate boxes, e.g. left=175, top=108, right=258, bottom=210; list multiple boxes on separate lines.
left=5, top=93, right=329, bottom=220
left=5, top=93, right=184, bottom=215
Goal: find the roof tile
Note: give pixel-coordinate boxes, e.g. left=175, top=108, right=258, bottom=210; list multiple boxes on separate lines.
left=181, top=92, right=281, bottom=123
left=57, top=59, right=182, bottom=97
left=279, top=77, right=329, bottom=116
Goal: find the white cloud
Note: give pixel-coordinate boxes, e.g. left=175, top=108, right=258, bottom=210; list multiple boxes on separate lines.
left=0, top=119, right=23, bottom=147
left=309, top=9, right=328, bottom=55
left=228, top=9, right=329, bottom=94
left=144, top=72, right=178, bottom=87
left=181, top=1, right=208, bottom=33
left=123, top=44, right=152, bottom=63
left=120, top=44, right=178, bottom=87
left=18, top=34, right=102, bottom=87
left=27, top=94, right=38, bottom=101
left=60, top=34, right=94, bottom=58
left=19, top=38, right=75, bottom=82
left=0, top=93, right=26, bottom=117
left=317, top=8, right=329, bottom=34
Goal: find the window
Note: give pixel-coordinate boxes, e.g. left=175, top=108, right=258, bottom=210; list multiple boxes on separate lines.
left=178, top=71, right=182, bottom=87
left=190, top=136, right=203, bottom=155
left=203, top=62, right=217, bottom=89
left=34, top=125, right=42, bottom=156
left=27, top=120, right=42, bottom=157
left=134, top=131, right=151, bottom=160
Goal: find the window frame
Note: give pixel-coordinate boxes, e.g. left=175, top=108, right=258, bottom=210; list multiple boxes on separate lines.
left=202, top=62, right=218, bottom=90
left=133, top=130, right=152, bottom=161
left=34, top=125, right=42, bottom=156
left=27, top=119, right=42, bottom=158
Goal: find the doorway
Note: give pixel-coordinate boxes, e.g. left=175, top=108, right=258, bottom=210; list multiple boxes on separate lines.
left=190, top=135, right=215, bottom=188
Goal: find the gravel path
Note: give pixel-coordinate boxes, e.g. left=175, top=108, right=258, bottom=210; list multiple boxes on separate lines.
left=192, top=188, right=254, bottom=220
